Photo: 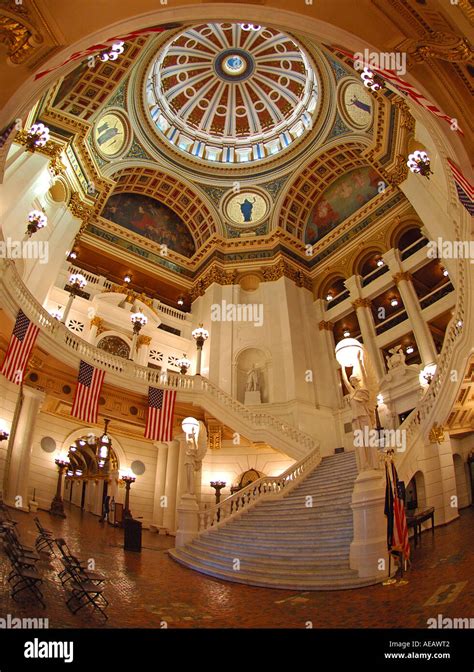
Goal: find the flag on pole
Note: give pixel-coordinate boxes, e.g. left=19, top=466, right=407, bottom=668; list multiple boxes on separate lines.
left=144, top=387, right=177, bottom=441
left=0, top=310, right=39, bottom=385
left=71, top=360, right=105, bottom=423
left=385, top=460, right=411, bottom=563
left=447, top=159, right=474, bottom=215
left=328, top=45, right=462, bottom=134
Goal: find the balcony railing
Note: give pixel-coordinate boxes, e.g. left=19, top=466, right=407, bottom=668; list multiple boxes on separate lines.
left=400, top=237, right=428, bottom=260
left=419, top=282, right=454, bottom=310
left=361, top=264, right=389, bottom=287
left=375, top=309, right=408, bottom=335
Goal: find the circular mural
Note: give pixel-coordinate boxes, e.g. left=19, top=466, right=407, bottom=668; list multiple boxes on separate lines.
left=94, top=111, right=130, bottom=158
left=338, top=79, right=373, bottom=131
left=223, top=190, right=269, bottom=226
left=145, top=23, right=319, bottom=164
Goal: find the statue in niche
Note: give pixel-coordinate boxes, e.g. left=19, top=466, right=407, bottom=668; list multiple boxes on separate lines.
left=386, top=344, right=406, bottom=370
left=246, top=364, right=260, bottom=392
left=341, top=350, right=380, bottom=472
left=184, top=421, right=208, bottom=496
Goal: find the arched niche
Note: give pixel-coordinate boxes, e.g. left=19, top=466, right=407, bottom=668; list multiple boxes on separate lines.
left=234, top=347, right=272, bottom=404
left=406, top=470, right=426, bottom=512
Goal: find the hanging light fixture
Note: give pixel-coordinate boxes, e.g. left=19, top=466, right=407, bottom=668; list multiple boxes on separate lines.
left=360, top=66, right=385, bottom=92
left=326, top=294, right=334, bottom=302
left=26, top=210, right=47, bottom=237
left=407, top=150, right=432, bottom=178
left=130, top=311, right=148, bottom=334
left=123, top=274, right=132, bottom=284
left=376, top=258, right=384, bottom=267
left=343, top=329, right=351, bottom=338
left=26, top=123, right=50, bottom=150
left=177, top=354, right=191, bottom=375
left=97, top=419, right=111, bottom=469
left=99, top=41, right=125, bottom=62
left=405, top=345, right=414, bottom=354
left=177, top=296, right=184, bottom=307
left=390, top=298, right=399, bottom=307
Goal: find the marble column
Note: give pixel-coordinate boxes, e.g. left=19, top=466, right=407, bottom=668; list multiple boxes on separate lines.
left=393, top=272, right=438, bottom=366
left=345, top=275, right=385, bottom=381
left=3, top=386, right=45, bottom=511
left=162, top=439, right=180, bottom=534
left=151, top=442, right=168, bottom=530
left=136, top=335, right=152, bottom=366
left=383, top=249, right=438, bottom=366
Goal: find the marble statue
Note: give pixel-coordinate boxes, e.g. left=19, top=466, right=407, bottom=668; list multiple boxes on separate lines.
left=342, top=350, right=380, bottom=472
left=184, top=421, right=208, bottom=496
left=246, top=364, right=259, bottom=392
left=386, top=344, right=406, bottom=370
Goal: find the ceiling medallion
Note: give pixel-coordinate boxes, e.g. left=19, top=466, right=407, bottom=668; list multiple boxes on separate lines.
left=145, top=23, right=319, bottom=164
left=93, top=109, right=131, bottom=159
left=337, top=78, right=374, bottom=132
left=222, top=188, right=270, bottom=227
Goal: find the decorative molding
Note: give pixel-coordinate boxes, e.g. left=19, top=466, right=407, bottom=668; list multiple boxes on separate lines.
left=0, top=2, right=43, bottom=65
left=318, top=320, right=334, bottom=331
left=207, top=423, right=223, bottom=451
left=90, top=316, right=103, bottom=329
left=68, top=192, right=95, bottom=230
left=392, top=271, right=412, bottom=285
left=429, top=423, right=445, bottom=444
left=352, top=298, right=372, bottom=309
left=137, top=335, right=152, bottom=347
left=407, top=32, right=473, bottom=64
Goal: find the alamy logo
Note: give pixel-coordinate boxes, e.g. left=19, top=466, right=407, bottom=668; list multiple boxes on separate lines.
left=427, top=614, right=474, bottom=629
left=0, top=238, right=49, bottom=264
left=24, top=638, right=73, bottom=664
left=427, top=237, right=474, bottom=263
left=353, top=48, right=407, bottom=76
left=0, top=614, right=49, bottom=628
left=210, top=300, right=263, bottom=327
left=353, top=427, right=406, bottom=452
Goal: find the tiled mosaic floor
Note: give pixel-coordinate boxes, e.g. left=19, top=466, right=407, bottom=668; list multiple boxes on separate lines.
left=1, top=504, right=472, bottom=628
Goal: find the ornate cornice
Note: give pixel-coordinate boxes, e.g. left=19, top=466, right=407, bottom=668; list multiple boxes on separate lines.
left=407, top=32, right=473, bottom=64
left=67, top=192, right=95, bottom=231
left=0, top=2, right=43, bottom=65
left=429, top=423, right=445, bottom=444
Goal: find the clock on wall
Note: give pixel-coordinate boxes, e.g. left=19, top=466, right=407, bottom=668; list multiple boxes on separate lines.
left=93, top=110, right=130, bottom=159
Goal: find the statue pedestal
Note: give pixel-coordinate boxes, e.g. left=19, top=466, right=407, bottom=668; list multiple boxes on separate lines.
left=175, top=493, right=199, bottom=548
left=244, top=390, right=261, bottom=405
left=349, top=469, right=390, bottom=580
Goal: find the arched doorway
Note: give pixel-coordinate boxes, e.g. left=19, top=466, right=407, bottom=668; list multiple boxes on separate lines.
left=406, top=470, right=426, bottom=513
left=64, top=428, right=119, bottom=516
left=453, top=454, right=471, bottom=509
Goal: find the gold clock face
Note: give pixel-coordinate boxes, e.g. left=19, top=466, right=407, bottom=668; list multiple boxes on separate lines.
left=94, top=112, right=127, bottom=157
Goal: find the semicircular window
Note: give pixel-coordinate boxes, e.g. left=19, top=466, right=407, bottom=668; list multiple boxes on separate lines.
left=97, top=335, right=130, bottom=359
left=101, top=193, right=196, bottom=257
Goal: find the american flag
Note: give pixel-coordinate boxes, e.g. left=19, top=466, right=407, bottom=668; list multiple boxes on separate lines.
left=329, top=46, right=462, bottom=134
left=385, top=461, right=410, bottom=564
left=145, top=387, right=177, bottom=441
left=71, top=360, right=105, bottom=423
left=447, top=159, right=474, bottom=215
left=1, top=310, right=39, bottom=385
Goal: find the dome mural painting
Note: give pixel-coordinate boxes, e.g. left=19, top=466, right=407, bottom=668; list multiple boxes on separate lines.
left=305, top=166, right=381, bottom=245
left=101, top=193, right=196, bottom=257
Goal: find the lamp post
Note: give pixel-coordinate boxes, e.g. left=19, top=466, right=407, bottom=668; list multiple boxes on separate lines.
left=50, top=456, right=70, bottom=517
left=97, top=418, right=111, bottom=471
left=130, top=312, right=147, bottom=360
left=335, top=337, right=364, bottom=372
left=210, top=481, right=226, bottom=505
left=191, top=324, right=209, bottom=375
left=177, top=354, right=191, bottom=375
left=121, top=472, right=136, bottom=519
left=61, top=273, right=87, bottom=324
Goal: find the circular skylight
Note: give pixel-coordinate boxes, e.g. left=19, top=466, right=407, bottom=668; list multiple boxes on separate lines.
left=146, top=23, right=319, bottom=164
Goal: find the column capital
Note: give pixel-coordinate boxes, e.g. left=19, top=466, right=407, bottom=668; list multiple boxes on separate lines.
left=22, top=385, right=45, bottom=402
left=352, top=298, right=372, bottom=310
left=318, top=320, right=334, bottom=331
left=137, top=335, right=152, bottom=347
left=392, top=271, right=412, bottom=285
left=90, top=316, right=103, bottom=328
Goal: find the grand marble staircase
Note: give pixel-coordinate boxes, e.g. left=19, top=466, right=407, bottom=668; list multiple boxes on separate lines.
left=170, top=451, right=378, bottom=590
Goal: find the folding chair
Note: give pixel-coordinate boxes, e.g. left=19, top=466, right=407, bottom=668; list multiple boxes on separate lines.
left=33, top=517, right=56, bottom=556
left=4, top=543, right=45, bottom=608
left=1, top=525, right=40, bottom=560
left=65, top=565, right=108, bottom=621
left=56, top=538, right=106, bottom=585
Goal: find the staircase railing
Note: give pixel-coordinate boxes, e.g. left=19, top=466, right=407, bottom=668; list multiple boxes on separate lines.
left=0, top=259, right=320, bottom=458
left=198, top=445, right=321, bottom=531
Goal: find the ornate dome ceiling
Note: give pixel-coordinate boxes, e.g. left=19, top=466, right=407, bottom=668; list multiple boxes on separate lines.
left=145, top=23, right=318, bottom=164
